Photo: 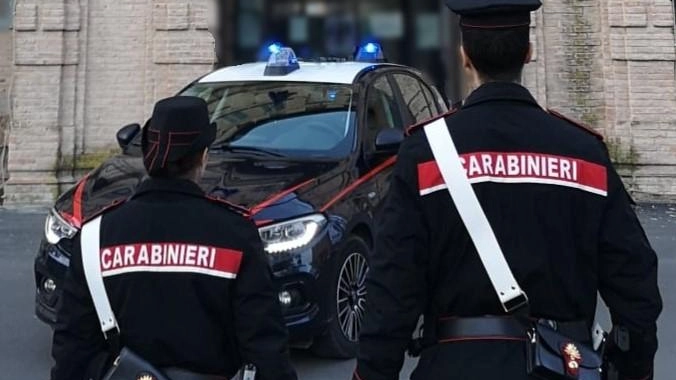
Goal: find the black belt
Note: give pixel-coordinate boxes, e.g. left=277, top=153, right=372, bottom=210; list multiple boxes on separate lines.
left=437, top=316, right=528, bottom=343
left=436, top=316, right=591, bottom=344
left=407, top=316, right=591, bottom=357
left=163, top=368, right=229, bottom=380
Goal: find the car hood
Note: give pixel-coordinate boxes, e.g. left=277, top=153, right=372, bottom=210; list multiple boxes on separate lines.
left=54, top=152, right=347, bottom=226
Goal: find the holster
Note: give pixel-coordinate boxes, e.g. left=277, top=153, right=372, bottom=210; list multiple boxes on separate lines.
left=601, top=327, right=654, bottom=380
left=407, top=337, right=432, bottom=357
left=407, top=314, right=437, bottom=358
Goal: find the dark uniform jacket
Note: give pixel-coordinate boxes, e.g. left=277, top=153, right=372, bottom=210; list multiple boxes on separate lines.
left=354, top=82, right=662, bottom=380
left=51, top=178, right=297, bottom=380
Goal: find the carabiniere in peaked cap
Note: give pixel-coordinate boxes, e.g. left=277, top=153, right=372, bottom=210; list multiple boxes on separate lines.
left=141, top=96, right=216, bottom=175
left=445, top=0, right=542, bottom=29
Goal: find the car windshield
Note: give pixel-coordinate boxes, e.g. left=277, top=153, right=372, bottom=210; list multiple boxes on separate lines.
left=180, top=81, right=356, bottom=159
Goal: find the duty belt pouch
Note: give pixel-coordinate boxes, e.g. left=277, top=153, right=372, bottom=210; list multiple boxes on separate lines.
left=526, top=322, right=602, bottom=380
left=102, top=348, right=170, bottom=380
left=423, top=120, right=602, bottom=380
left=81, top=216, right=169, bottom=380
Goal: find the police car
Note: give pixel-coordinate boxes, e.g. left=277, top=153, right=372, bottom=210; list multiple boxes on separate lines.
left=35, top=43, right=448, bottom=358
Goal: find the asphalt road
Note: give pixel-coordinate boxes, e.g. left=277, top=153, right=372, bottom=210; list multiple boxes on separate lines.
left=1, top=205, right=674, bottom=379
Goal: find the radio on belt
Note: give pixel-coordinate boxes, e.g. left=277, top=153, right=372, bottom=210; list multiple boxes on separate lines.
left=264, top=45, right=300, bottom=76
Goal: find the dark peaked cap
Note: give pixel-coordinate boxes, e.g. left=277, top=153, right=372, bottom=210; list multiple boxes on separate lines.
left=445, top=0, right=542, bottom=29
left=142, top=96, right=216, bottom=176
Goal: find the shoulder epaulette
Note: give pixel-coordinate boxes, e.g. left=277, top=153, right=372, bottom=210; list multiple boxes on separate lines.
left=548, top=109, right=604, bottom=141
left=206, top=195, right=251, bottom=217
left=405, top=108, right=459, bottom=136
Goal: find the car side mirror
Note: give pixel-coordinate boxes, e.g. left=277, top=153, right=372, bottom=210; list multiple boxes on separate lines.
left=116, top=123, right=140, bottom=149
left=375, top=128, right=404, bottom=154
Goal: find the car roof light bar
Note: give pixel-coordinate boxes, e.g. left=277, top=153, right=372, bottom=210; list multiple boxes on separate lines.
left=264, top=46, right=301, bottom=76
left=355, top=43, right=386, bottom=63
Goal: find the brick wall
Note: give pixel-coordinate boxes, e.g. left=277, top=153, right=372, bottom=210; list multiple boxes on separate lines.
left=605, top=0, right=676, bottom=200
left=5, top=0, right=214, bottom=204
left=522, top=0, right=676, bottom=200
left=4, top=0, right=676, bottom=204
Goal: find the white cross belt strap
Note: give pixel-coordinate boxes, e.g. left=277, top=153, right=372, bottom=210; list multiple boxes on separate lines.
left=81, top=215, right=120, bottom=338
left=423, top=118, right=528, bottom=313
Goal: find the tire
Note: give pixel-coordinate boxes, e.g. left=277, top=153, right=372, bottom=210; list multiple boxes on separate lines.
left=311, top=235, right=370, bottom=359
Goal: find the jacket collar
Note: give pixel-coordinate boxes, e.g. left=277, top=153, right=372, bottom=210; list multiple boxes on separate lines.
left=133, top=177, right=205, bottom=199
left=462, top=82, right=540, bottom=109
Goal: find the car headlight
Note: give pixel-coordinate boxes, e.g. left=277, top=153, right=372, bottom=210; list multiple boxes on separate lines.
left=258, top=214, right=326, bottom=254
left=44, top=209, right=78, bottom=245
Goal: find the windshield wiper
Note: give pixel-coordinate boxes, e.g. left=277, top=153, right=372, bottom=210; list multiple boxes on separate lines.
left=213, top=145, right=286, bottom=157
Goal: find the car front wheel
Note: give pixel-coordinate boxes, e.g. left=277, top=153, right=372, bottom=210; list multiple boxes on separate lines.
left=311, top=235, right=370, bottom=359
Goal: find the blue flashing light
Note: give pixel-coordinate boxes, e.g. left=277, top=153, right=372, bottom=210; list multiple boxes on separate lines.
left=364, top=43, right=378, bottom=54
left=355, top=42, right=385, bottom=62
left=264, top=46, right=301, bottom=76
left=268, top=43, right=283, bottom=55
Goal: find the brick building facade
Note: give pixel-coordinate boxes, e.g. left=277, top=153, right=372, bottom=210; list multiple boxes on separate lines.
left=2, top=0, right=676, bottom=204
left=5, top=0, right=214, bottom=203
left=522, top=0, right=676, bottom=201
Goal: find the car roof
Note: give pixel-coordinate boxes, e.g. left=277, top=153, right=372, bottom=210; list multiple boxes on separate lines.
left=199, top=61, right=403, bottom=85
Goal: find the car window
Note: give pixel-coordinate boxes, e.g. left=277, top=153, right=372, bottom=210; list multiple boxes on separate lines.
left=229, top=111, right=353, bottom=151
left=364, top=76, right=404, bottom=133
left=420, top=83, right=441, bottom=114
left=392, top=73, right=435, bottom=123
left=181, top=82, right=356, bottom=159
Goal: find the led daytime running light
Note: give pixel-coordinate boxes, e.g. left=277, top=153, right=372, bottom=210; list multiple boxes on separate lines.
left=259, top=214, right=325, bottom=254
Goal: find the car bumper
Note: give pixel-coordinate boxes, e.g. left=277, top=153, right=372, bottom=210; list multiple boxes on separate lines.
left=269, top=228, right=336, bottom=346
left=34, top=230, right=337, bottom=344
left=34, top=239, right=71, bottom=325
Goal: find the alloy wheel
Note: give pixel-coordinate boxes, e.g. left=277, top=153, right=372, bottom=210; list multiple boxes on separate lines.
left=336, top=252, right=369, bottom=342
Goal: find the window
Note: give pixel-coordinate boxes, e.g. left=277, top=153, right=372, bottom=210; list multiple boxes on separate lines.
left=180, top=81, right=357, bottom=159
left=0, top=0, right=12, bottom=31
left=420, top=84, right=441, bottom=113
left=392, top=73, right=435, bottom=124
left=362, top=75, right=404, bottom=155
left=364, top=76, right=403, bottom=133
